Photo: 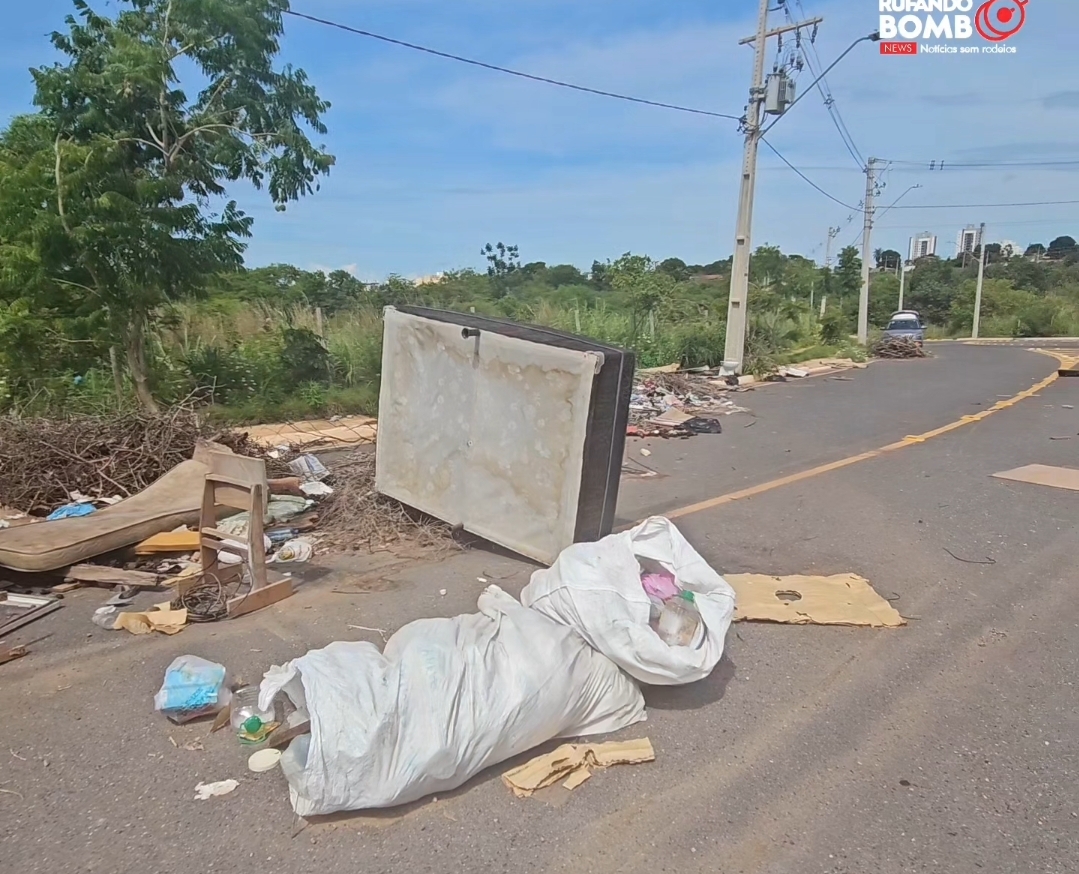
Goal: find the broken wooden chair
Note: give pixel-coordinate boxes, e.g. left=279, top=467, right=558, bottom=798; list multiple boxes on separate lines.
left=196, top=451, right=292, bottom=618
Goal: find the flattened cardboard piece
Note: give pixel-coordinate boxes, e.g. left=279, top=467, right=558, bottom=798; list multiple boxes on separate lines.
left=727, top=573, right=905, bottom=628
left=992, top=464, right=1079, bottom=493
left=502, top=738, right=655, bottom=798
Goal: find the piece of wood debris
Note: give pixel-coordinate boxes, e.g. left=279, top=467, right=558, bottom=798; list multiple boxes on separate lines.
left=0, top=600, right=62, bottom=638
left=63, top=565, right=162, bottom=588
left=135, top=530, right=201, bottom=555
left=0, top=646, right=28, bottom=667
left=265, top=719, right=311, bottom=750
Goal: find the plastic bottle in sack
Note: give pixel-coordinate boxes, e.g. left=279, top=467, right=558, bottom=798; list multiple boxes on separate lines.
left=230, top=686, right=276, bottom=741
left=656, top=591, right=702, bottom=648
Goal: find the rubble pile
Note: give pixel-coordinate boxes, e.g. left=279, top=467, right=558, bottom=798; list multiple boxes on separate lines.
left=871, top=337, right=927, bottom=359
left=628, top=370, right=748, bottom=437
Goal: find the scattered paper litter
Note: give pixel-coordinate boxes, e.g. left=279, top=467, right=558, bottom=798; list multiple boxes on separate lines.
left=727, top=573, right=905, bottom=628
left=299, top=480, right=334, bottom=497
left=502, top=738, right=655, bottom=798
left=115, top=601, right=188, bottom=635
left=194, top=779, right=238, bottom=800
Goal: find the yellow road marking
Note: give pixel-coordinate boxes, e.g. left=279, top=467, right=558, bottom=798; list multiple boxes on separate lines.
left=664, top=358, right=1069, bottom=522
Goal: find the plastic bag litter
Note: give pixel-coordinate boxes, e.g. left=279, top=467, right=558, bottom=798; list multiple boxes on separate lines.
left=154, top=655, right=230, bottom=715
left=46, top=502, right=96, bottom=521
left=217, top=497, right=310, bottom=538
left=258, top=585, right=646, bottom=816
left=521, top=516, right=736, bottom=686
left=288, top=454, right=330, bottom=482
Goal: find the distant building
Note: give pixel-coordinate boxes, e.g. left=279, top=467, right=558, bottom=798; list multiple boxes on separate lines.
left=957, top=225, right=983, bottom=255
left=908, top=232, right=937, bottom=261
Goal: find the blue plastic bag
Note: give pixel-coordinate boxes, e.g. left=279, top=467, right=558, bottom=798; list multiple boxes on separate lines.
left=47, top=502, right=96, bottom=521
left=154, top=656, right=228, bottom=713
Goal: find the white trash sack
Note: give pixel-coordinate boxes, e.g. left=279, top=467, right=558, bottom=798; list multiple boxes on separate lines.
left=521, top=516, right=736, bottom=686
left=258, top=585, right=645, bottom=816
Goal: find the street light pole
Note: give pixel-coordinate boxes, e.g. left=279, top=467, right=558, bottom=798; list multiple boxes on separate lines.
left=972, top=222, right=987, bottom=339
left=721, top=0, right=770, bottom=375
left=857, top=157, right=879, bottom=344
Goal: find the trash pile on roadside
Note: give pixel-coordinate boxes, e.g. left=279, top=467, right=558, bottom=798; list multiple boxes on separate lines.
left=0, top=411, right=452, bottom=646
left=628, top=371, right=749, bottom=438
left=871, top=336, right=927, bottom=359
left=142, top=516, right=736, bottom=815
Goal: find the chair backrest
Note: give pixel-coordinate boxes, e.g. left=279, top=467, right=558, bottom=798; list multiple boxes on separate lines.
left=206, top=452, right=268, bottom=512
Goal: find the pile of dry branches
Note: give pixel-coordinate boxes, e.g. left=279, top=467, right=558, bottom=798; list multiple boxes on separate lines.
left=872, top=337, right=927, bottom=359
left=317, top=449, right=459, bottom=556
left=0, top=407, right=285, bottom=515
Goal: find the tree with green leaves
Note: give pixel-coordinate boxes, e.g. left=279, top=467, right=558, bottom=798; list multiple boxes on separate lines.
left=834, top=246, right=862, bottom=299
left=0, top=0, right=332, bottom=411
left=481, top=242, right=520, bottom=297
left=875, top=249, right=902, bottom=270
left=1048, top=236, right=1077, bottom=261
left=607, top=253, right=675, bottom=340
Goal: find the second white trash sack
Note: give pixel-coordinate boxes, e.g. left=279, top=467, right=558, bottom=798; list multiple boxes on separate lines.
left=521, top=516, right=736, bottom=686
left=258, top=586, right=645, bottom=816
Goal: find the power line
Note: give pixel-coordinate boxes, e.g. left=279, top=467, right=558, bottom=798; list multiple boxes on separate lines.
left=881, top=158, right=1079, bottom=168
left=760, top=161, right=1079, bottom=172
left=877, top=218, right=1079, bottom=230
left=284, top=9, right=743, bottom=121
left=759, top=137, right=860, bottom=210
left=785, top=0, right=864, bottom=169
left=887, top=199, right=1079, bottom=209
left=760, top=32, right=879, bottom=136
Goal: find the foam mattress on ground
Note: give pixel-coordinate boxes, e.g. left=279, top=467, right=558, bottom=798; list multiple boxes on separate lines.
left=0, top=460, right=208, bottom=573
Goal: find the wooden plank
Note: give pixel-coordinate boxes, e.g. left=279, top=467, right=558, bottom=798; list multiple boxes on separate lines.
left=63, top=564, right=162, bottom=588
left=0, top=645, right=27, bottom=666
left=227, top=578, right=292, bottom=619
left=265, top=718, right=311, bottom=749
left=135, top=530, right=201, bottom=554
left=0, top=600, right=62, bottom=637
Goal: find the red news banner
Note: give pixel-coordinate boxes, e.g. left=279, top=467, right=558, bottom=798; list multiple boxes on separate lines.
left=880, top=40, right=919, bottom=55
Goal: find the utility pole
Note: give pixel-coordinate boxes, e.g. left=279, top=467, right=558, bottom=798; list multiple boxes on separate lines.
left=972, top=222, right=987, bottom=339
left=857, top=157, right=879, bottom=344
left=824, top=226, right=839, bottom=273
left=898, top=260, right=907, bottom=311
left=722, top=0, right=823, bottom=374
left=823, top=225, right=839, bottom=306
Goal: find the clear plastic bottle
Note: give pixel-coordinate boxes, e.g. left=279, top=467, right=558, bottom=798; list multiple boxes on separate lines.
left=656, top=591, right=702, bottom=647
left=230, top=686, right=275, bottom=740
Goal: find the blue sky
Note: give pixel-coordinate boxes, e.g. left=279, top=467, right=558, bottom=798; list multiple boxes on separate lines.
left=1, top=0, right=1077, bottom=278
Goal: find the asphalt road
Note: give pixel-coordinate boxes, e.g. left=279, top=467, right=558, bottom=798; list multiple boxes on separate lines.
left=2, top=341, right=1078, bottom=874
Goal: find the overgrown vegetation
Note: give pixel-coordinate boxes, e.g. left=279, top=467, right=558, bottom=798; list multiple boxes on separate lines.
left=4, top=236, right=1078, bottom=422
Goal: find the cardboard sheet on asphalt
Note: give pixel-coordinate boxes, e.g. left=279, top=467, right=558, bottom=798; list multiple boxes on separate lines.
left=726, top=573, right=905, bottom=627
left=502, top=738, right=655, bottom=798
left=992, top=464, right=1079, bottom=493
